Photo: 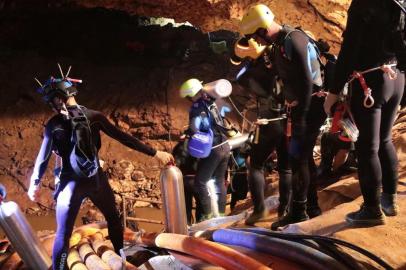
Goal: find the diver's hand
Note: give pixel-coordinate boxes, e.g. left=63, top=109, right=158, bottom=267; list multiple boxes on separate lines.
left=255, top=118, right=269, bottom=125
left=27, top=181, right=41, bottom=202
left=323, top=93, right=339, bottom=115
left=154, top=151, right=175, bottom=166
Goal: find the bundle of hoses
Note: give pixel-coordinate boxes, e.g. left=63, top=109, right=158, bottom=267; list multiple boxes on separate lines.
left=68, top=227, right=138, bottom=270
left=211, top=228, right=394, bottom=270
left=0, top=223, right=138, bottom=270
left=124, top=228, right=272, bottom=270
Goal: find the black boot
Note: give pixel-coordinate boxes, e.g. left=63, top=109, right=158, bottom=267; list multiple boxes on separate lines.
left=317, top=133, right=334, bottom=179
left=381, top=193, right=399, bottom=216
left=271, top=200, right=309, bottom=230
left=306, top=183, right=321, bottom=218
left=346, top=204, right=385, bottom=226
left=277, top=173, right=292, bottom=218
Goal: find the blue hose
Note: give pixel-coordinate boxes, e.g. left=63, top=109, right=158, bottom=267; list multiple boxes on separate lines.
left=234, top=227, right=393, bottom=270
left=212, top=229, right=348, bottom=270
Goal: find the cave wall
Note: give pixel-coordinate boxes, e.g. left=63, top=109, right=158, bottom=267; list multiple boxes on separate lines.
left=0, top=7, right=232, bottom=214
left=0, top=0, right=350, bottom=53
left=76, top=0, right=350, bottom=52
left=0, top=0, right=351, bottom=215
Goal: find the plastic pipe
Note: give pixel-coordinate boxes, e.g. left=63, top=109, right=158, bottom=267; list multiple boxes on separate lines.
left=212, top=229, right=348, bottom=270
left=154, top=233, right=271, bottom=270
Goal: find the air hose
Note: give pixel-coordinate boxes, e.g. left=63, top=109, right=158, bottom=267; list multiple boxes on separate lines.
left=233, top=227, right=394, bottom=270
left=212, top=229, right=348, bottom=270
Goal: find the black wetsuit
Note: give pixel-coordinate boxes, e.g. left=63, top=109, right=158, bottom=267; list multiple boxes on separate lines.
left=30, top=105, right=156, bottom=270
left=237, top=59, right=292, bottom=216
left=270, top=26, right=326, bottom=216
left=331, top=0, right=405, bottom=207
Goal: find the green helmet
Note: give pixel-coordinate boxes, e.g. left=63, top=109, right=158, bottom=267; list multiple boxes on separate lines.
left=179, top=78, right=203, bottom=98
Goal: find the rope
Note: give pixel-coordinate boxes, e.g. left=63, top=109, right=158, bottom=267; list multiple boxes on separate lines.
left=347, top=63, right=397, bottom=84
left=228, top=97, right=254, bottom=126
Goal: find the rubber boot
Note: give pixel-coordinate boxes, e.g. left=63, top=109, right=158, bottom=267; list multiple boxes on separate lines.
left=346, top=204, right=385, bottom=226
left=306, top=181, right=321, bottom=218
left=246, top=167, right=267, bottom=225
left=381, top=193, right=399, bottom=216
left=277, top=172, right=292, bottom=218
left=245, top=207, right=269, bottom=226
left=197, top=213, right=213, bottom=223
left=317, top=133, right=334, bottom=179
left=271, top=200, right=309, bottom=230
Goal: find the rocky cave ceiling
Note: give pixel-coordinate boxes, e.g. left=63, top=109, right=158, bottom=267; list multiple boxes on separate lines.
left=1, top=0, right=351, bottom=53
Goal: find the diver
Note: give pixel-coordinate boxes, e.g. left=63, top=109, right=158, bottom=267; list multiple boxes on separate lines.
left=179, top=78, right=232, bottom=222
left=238, top=4, right=327, bottom=230
left=230, top=39, right=292, bottom=224
left=324, top=0, right=406, bottom=226
left=27, top=68, right=174, bottom=270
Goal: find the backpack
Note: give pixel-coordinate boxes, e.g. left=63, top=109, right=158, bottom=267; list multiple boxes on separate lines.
left=274, top=25, right=336, bottom=90
left=69, top=107, right=100, bottom=178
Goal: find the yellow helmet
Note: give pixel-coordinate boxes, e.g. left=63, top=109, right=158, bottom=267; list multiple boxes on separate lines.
left=235, top=37, right=266, bottom=60
left=240, top=4, right=275, bottom=36
left=179, top=78, right=203, bottom=98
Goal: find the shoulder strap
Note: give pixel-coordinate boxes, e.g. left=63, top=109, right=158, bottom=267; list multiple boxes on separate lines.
left=274, top=25, right=300, bottom=61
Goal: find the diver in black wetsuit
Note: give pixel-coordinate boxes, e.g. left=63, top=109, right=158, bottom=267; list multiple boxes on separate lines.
left=324, top=0, right=406, bottom=226
left=239, top=4, right=327, bottom=230
left=27, top=73, right=174, bottom=270
left=231, top=44, right=292, bottom=224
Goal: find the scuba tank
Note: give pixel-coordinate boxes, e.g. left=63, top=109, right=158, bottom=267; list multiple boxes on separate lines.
left=159, top=165, right=188, bottom=235
left=227, top=133, right=252, bottom=150
left=0, top=185, right=52, bottom=270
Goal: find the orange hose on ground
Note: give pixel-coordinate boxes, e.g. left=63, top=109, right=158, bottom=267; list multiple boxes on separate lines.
left=155, top=233, right=272, bottom=270
left=123, top=228, right=156, bottom=247
left=124, top=229, right=272, bottom=270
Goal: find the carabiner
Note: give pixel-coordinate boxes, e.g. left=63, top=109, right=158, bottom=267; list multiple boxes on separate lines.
left=363, top=93, right=374, bottom=108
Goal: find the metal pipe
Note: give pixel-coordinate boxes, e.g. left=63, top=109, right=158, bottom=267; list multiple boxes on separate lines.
left=159, top=165, right=188, bottom=235
left=122, top=196, right=162, bottom=205
left=227, top=133, right=251, bottom=150
left=126, top=217, right=164, bottom=225
left=0, top=200, right=52, bottom=270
